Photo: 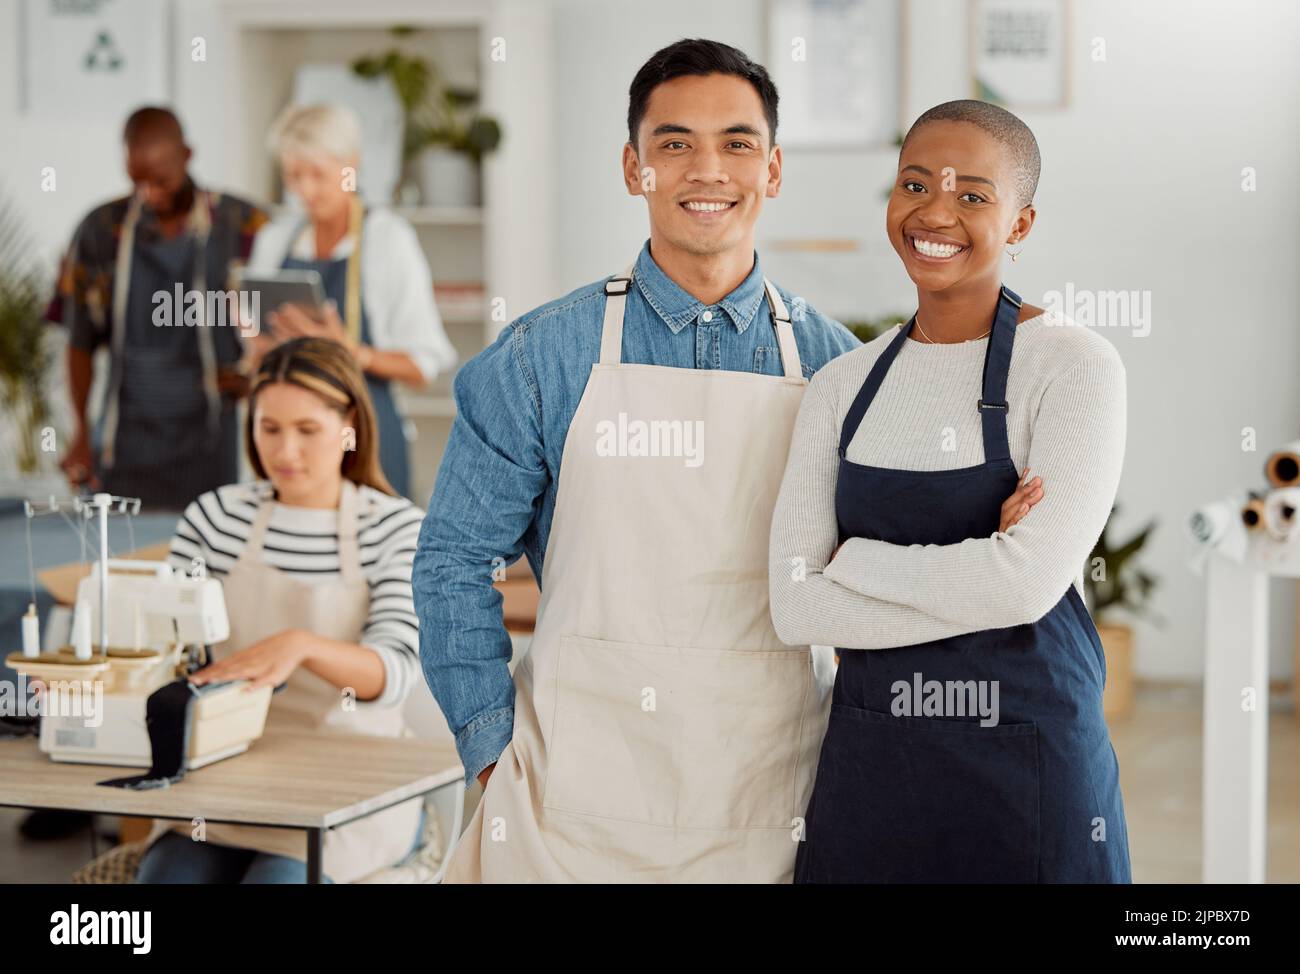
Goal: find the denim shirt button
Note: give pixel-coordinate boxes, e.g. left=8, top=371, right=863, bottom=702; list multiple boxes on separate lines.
left=700, top=310, right=713, bottom=323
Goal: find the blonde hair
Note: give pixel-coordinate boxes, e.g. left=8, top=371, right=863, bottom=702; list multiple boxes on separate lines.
left=268, top=103, right=361, bottom=165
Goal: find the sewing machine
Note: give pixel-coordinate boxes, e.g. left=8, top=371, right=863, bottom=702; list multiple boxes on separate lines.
left=7, top=558, right=272, bottom=769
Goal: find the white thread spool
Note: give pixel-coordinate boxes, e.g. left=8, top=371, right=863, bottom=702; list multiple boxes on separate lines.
left=1188, top=498, right=1248, bottom=565
left=72, top=598, right=93, bottom=660
left=22, top=603, right=40, bottom=658
left=1263, top=487, right=1300, bottom=543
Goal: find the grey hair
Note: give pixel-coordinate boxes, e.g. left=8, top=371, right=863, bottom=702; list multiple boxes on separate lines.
left=268, top=103, right=361, bottom=165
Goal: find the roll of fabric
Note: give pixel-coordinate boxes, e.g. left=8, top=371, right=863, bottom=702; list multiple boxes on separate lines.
left=1241, top=491, right=1267, bottom=532
left=97, top=679, right=198, bottom=790
left=1262, top=487, right=1300, bottom=543
left=1264, top=438, right=1300, bottom=488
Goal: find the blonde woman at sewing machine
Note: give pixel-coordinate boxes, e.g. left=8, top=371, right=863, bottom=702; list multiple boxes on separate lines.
left=135, top=337, right=425, bottom=884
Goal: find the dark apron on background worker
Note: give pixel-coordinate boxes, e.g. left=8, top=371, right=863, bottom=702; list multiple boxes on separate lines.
left=795, top=285, right=1131, bottom=884
left=280, top=209, right=410, bottom=499
left=95, top=194, right=240, bottom=511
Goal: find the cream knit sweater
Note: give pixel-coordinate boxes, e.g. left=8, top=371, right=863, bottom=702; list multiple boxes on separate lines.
left=769, top=311, right=1127, bottom=650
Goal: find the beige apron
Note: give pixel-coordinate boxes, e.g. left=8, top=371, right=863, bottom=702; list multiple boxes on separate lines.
left=443, top=263, right=835, bottom=883
left=145, top=478, right=422, bottom=884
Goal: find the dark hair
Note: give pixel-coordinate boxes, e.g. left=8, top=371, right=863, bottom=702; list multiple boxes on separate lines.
left=247, top=337, right=396, bottom=496
left=627, top=38, right=779, bottom=150
left=123, top=106, right=185, bottom=146
left=902, top=100, right=1041, bottom=208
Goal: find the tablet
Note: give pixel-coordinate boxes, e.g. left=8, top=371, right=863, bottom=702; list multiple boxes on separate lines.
left=237, top=269, right=326, bottom=335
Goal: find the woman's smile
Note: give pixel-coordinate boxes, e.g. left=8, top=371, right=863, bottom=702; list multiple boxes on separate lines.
left=905, top=230, right=970, bottom=263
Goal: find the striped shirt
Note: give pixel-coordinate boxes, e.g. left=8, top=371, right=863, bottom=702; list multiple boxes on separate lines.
left=168, top=480, right=422, bottom=709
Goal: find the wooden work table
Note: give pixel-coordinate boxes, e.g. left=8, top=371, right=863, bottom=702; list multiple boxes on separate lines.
left=0, top=729, right=463, bottom=883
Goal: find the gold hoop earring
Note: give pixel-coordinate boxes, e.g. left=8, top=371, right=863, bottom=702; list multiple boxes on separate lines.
left=1006, top=239, right=1024, bottom=262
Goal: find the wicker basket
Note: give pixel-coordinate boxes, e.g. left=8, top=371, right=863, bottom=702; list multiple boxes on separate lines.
left=72, top=840, right=146, bottom=884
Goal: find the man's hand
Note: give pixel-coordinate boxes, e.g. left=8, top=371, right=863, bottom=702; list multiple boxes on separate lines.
left=999, top=468, right=1043, bottom=533
left=60, top=428, right=99, bottom=491
left=215, top=366, right=250, bottom=399
left=477, top=763, right=496, bottom=789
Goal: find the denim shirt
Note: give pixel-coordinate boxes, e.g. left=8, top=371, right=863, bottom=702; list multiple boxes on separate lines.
left=412, top=239, right=861, bottom=783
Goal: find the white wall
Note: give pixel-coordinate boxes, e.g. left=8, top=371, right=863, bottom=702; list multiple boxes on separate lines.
left=546, top=0, right=1300, bottom=682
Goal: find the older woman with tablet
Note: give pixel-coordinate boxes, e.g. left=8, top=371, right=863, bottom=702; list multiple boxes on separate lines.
left=243, top=103, right=457, bottom=499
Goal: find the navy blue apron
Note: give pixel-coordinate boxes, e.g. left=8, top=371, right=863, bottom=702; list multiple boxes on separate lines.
left=794, top=285, right=1131, bottom=884
left=281, top=222, right=411, bottom=499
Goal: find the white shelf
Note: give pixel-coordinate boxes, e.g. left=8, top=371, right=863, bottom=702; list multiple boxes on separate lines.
left=396, top=393, right=457, bottom=419
left=395, top=205, right=484, bottom=227
left=439, top=308, right=486, bottom=327
left=221, top=2, right=555, bottom=506
left=270, top=204, right=482, bottom=226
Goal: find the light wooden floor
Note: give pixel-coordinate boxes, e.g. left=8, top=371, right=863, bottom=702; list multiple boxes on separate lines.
left=1108, top=683, right=1298, bottom=882
left=2, top=683, right=1296, bottom=883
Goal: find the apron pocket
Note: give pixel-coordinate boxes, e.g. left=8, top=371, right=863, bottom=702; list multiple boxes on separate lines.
left=542, top=634, right=812, bottom=830
left=807, top=704, right=1040, bottom=883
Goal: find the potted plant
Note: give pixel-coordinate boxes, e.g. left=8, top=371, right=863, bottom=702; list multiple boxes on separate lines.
left=353, top=32, right=501, bottom=207
left=414, top=89, right=501, bottom=207
left=844, top=313, right=909, bottom=343
left=1084, top=505, right=1161, bottom=720
left=0, top=194, right=59, bottom=494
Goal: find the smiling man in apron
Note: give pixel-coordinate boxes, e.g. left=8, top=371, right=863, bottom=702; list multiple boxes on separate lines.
left=48, top=107, right=267, bottom=511
left=413, top=39, right=865, bottom=882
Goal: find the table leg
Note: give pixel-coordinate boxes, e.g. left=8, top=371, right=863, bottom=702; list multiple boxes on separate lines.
left=1203, top=556, right=1270, bottom=883
left=306, top=827, right=323, bottom=884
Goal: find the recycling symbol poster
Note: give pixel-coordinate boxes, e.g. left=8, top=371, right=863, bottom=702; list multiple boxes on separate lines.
left=23, top=0, right=169, bottom=116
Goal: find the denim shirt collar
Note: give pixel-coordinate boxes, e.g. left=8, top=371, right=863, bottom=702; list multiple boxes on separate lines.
left=632, top=240, right=767, bottom=335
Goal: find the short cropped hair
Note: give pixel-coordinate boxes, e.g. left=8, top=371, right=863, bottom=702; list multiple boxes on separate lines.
left=902, top=99, right=1041, bottom=207
left=123, top=106, right=184, bottom=145
left=627, top=38, right=779, bottom=150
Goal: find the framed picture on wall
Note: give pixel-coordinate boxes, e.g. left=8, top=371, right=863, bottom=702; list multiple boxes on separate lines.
left=20, top=0, right=171, bottom=117
left=970, top=0, right=1071, bottom=109
left=767, top=0, right=904, bottom=149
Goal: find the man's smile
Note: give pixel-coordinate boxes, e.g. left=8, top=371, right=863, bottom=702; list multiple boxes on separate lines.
left=680, top=197, right=739, bottom=218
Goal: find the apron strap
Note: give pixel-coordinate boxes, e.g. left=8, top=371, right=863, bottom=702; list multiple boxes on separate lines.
left=102, top=190, right=219, bottom=470
left=977, top=286, right=1022, bottom=464
left=190, top=195, right=221, bottom=442
left=336, top=479, right=363, bottom=586
left=837, top=285, right=1022, bottom=462
left=761, top=278, right=803, bottom=380
left=598, top=264, right=635, bottom=365
left=838, top=320, right=911, bottom=457
left=241, top=479, right=363, bottom=584
left=344, top=196, right=364, bottom=345
left=101, top=194, right=144, bottom=469
left=242, top=482, right=278, bottom=562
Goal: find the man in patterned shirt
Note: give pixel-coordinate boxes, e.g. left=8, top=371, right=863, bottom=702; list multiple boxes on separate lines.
left=47, top=106, right=268, bottom=511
